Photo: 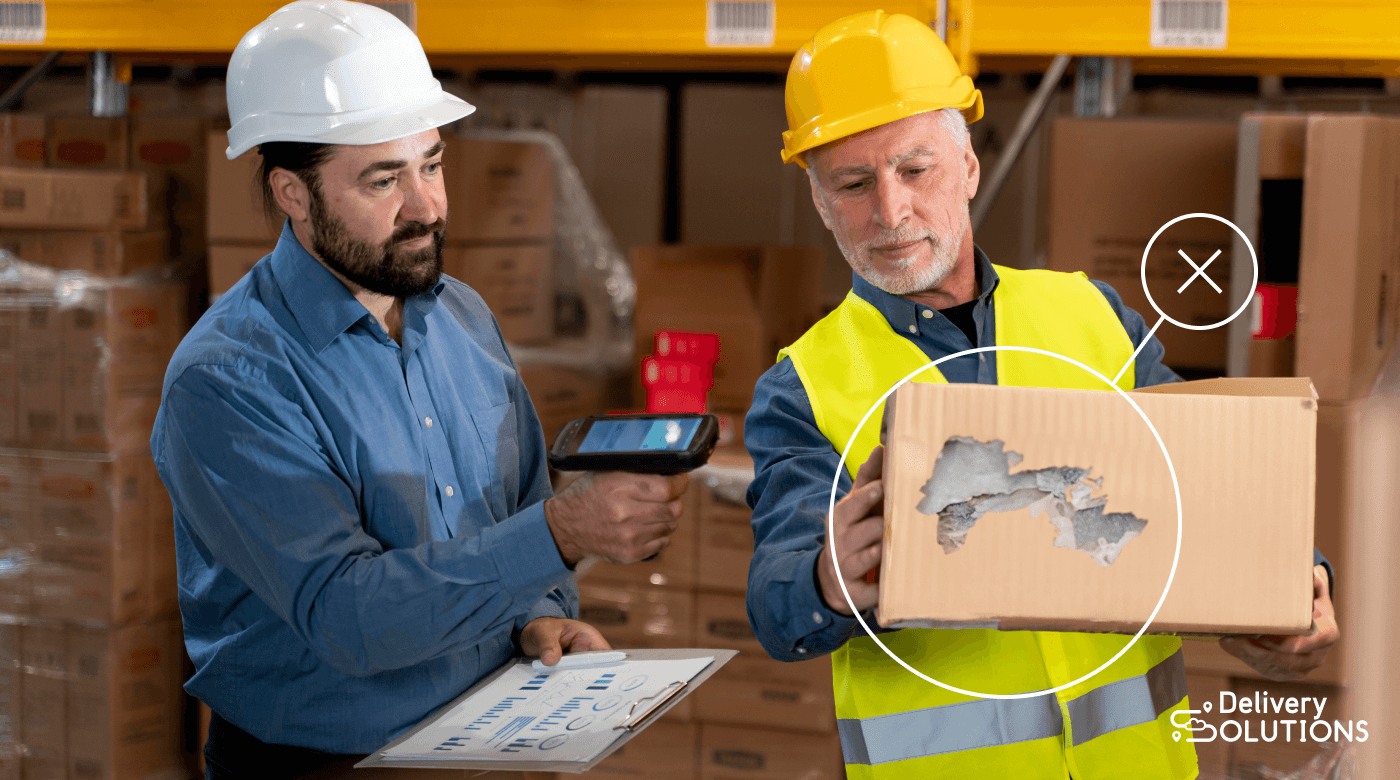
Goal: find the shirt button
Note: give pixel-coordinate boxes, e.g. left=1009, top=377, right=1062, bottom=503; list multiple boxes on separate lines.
left=424, top=417, right=433, bottom=428
left=797, top=647, right=809, bottom=655
left=445, top=486, right=455, bottom=497
left=906, top=324, right=917, bottom=334
left=921, top=309, right=933, bottom=319
left=812, top=611, right=824, bottom=624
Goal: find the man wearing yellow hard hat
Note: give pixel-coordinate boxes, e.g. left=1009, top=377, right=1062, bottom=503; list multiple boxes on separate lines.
left=743, top=10, right=1339, bottom=778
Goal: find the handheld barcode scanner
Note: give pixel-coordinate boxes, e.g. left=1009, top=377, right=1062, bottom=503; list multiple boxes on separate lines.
left=548, top=413, right=720, bottom=475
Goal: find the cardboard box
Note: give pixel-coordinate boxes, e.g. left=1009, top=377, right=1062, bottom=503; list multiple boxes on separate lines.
left=130, top=115, right=208, bottom=263
left=0, top=113, right=44, bottom=167
left=584, top=485, right=699, bottom=590
left=0, top=230, right=168, bottom=276
left=1295, top=116, right=1400, bottom=401
left=693, top=655, right=835, bottom=734
left=0, top=308, right=16, bottom=446
left=694, top=592, right=762, bottom=656
left=443, top=243, right=555, bottom=344
left=0, top=168, right=155, bottom=230
left=578, top=582, right=696, bottom=649
left=59, top=282, right=187, bottom=453
left=570, top=86, right=667, bottom=254
left=66, top=620, right=185, bottom=780
left=1047, top=118, right=1241, bottom=372
left=677, top=84, right=850, bottom=308
left=0, top=624, right=20, bottom=778
left=698, top=724, right=843, bottom=780
left=589, top=720, right=697, bottom=780
left=208, top=243, right=266, bottom=299
left=516, top=360, right=615, bottom=445
left=631, top=246, right=825, bottom=411
left=47, top=115, right=129, bottom=169
left=1247, top=337, right=1295, bottom=378
left=444, top=137, right=554, bottom=242
left=14, top=452, right=176, bottom=624
left=695, top=451, right=756, bottom=594
left=206, top=130, right=281, bottom=244
left=20, top=622, right=67, bottom=779
left=879, top=377, right=1317, bottom=635
left=16, top=304, right=64, bottom=449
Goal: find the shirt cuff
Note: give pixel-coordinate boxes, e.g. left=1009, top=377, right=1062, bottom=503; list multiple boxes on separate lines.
left=482, top=501, right=571, bottom=607
left=789, top=548, right=860, bottom=657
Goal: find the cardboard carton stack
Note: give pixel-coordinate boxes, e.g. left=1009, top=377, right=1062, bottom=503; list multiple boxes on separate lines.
left=630, top=245, right=827, bottom=444
left=578, top=449, right=843, bottom=780
left=1, top=111, right=193, bottom=778
left=1047, top=117, right=1245, bottom=376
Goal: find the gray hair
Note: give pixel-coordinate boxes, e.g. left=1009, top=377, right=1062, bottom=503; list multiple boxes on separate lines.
left=807, top=107, right=970, bottom=185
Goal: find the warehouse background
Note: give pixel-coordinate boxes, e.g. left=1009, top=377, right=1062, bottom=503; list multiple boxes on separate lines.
left=2, top=1, right=1399, bottom=778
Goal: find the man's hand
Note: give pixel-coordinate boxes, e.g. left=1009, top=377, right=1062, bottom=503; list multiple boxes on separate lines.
left=1220, top=565, right=1338, bottom=681
left=519, top=618, right=612, bottom=667
left=816, top=445, right=885, bottom=616
left=544, top=472, right=689, bottom=566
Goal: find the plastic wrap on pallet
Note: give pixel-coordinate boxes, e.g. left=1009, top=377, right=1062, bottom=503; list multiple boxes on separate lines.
left=0, top=250, right=188, bottom=455
left=457, top=128, right=634, bottom=373
left=0, top=617, right=186, bottom=780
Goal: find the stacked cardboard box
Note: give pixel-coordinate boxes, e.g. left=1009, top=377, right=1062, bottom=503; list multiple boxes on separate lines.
left=630, top=245, right=827, bottom=441
left=0, top=112, right=192, bottom=777
left=579, top=449, right=844, bottom=780
left=1047, top=117, right=1245, bottom=374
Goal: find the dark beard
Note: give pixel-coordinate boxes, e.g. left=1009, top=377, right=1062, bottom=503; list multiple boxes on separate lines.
left=308, top=189, right=446, bottom=298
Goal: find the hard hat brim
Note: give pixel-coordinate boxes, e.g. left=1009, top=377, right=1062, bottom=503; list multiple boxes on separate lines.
left=782, top=91, right=984, bottom=168
left=226, top=91, right=477, bottom=160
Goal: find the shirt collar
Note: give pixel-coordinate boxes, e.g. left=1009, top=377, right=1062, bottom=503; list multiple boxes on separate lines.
left=851, top=244, right=1001, bottom=331
left=268, top=220, right=446, bottom=353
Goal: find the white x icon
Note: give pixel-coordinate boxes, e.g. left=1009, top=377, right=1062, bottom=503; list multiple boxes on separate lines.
left=1176, top=249, right=1222, bottom=294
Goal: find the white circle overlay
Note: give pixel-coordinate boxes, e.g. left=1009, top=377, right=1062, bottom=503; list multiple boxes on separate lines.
left=1141, top=212, right=1259, bottom=332
left=826, top=345, right=1183, bottom=700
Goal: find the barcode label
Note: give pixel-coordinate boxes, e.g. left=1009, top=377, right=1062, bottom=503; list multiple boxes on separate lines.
left=0, top=1, right=44, bottom=43
left=1151, top=0, right=1227, bottom=49
left=707, top=0, right=775, bottom=47
left=361, top=1, right=415, bottom=32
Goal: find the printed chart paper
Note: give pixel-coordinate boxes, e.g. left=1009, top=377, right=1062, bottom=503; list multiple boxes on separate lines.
left=382, top=656, right=714, bottom=765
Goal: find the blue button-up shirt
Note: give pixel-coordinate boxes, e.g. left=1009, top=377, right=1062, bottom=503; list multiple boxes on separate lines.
left=151, top=223, right=575, bottom=753
left=746, top=249, right=1193, bottom=661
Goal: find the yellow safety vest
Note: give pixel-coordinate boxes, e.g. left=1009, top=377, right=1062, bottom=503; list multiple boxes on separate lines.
left=777, top=265, right=1197, bottom=779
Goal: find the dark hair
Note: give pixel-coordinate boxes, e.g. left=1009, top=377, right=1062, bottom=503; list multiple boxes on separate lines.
left=255, top=142, right=337, bottom=228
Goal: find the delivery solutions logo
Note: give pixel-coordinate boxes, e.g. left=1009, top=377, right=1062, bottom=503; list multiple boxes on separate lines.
left=1171, top=689, right=1369, bottom=745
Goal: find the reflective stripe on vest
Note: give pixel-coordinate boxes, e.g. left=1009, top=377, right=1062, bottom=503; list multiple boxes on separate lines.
left=778, top=264, right=1197, bottom=778
left=838, top=648, right=1187, bottom=765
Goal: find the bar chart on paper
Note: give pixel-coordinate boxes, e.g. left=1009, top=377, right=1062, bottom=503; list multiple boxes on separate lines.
left=381, top=656, right=715, bottom=765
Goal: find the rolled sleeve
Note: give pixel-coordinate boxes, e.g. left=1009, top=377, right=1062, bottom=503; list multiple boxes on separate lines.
left=744, top=359, right=862, bottom=661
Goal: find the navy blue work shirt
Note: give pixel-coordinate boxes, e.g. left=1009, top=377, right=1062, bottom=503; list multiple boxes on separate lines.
left=744, top=247, right=1330, bottom=661
left=151, top=222, right=575, bottom=753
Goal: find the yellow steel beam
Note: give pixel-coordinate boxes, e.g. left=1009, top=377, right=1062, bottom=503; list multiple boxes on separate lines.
left=967, top=0, right=1400, bottom=64
left=0, top=1, right=934, bottom=57
left=4, top=1, right=1398, bottom=78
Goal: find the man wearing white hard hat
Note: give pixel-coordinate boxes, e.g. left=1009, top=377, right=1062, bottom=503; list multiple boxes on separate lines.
left=150, top=3, right=686, bottom=776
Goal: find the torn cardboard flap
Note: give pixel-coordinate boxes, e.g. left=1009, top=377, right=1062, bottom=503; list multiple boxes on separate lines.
left=879, top=378, right=1316, bottom=636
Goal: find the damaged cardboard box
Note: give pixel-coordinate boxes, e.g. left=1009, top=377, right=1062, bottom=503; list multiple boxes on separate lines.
left=879, top=376, right=1316, bottom=636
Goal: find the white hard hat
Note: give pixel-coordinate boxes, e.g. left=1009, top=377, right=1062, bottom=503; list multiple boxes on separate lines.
left=224, top=0, right=475, bottom=160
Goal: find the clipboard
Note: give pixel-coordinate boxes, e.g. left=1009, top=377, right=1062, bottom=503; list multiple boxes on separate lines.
left=356, top=647, right=738, bottom=774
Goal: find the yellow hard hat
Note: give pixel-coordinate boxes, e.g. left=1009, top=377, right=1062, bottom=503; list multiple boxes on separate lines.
left=781, top=10, right=983, bottom=167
